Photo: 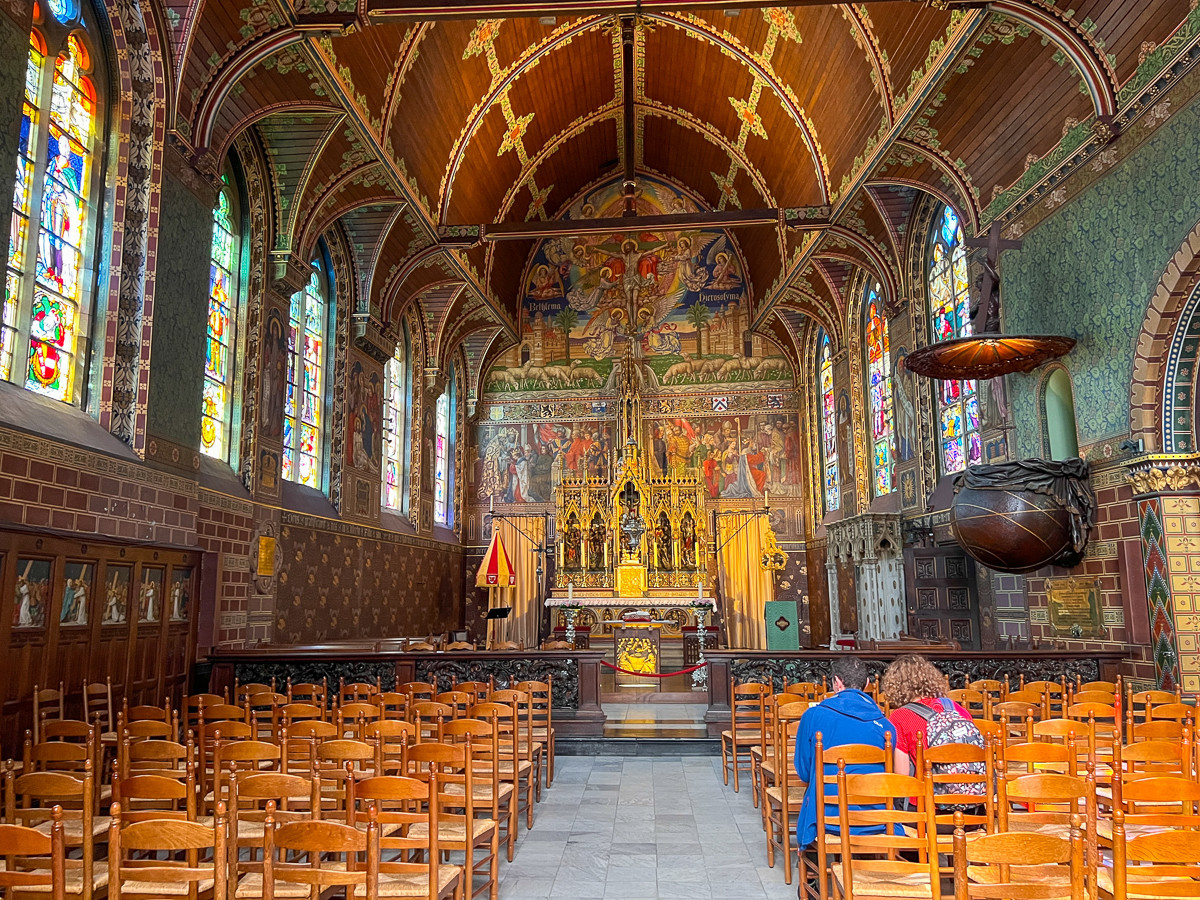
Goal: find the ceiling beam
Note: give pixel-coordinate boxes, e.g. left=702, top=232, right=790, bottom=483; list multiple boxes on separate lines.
left=469, top=207, right=832, bottom=241
left=365, top=0, right=970, bottom=21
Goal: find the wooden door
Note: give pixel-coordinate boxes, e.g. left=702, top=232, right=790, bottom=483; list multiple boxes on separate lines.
left=905, top=547, right=980, bottom=649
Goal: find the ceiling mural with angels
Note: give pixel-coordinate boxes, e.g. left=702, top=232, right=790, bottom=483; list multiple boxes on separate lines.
left=486, top=176, right=791, bottom=395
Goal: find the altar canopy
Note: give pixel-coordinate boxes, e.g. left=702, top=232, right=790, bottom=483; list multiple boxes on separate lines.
left=717, top=512, right=773, bottom=650
left=493, top=515, right=545, bottom=650
left=476, top=531, right=516, bottom=588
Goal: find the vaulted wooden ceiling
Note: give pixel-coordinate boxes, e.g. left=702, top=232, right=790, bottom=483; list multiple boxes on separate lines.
left=163, top=0, right=1195, bottom=391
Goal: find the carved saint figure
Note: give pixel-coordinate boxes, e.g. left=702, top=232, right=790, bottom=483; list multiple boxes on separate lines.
left=588, top=519, right=607, bottom=569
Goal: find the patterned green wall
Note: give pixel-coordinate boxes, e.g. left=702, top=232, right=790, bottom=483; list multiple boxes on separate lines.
left=146, top=171, right=213, bottom=450
left=1005, top=95, right=1200, bottom=457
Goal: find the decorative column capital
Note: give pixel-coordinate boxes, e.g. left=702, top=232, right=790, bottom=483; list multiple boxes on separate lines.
left=1125, top=453, right=1200, bottom=497
left=352, top=313, right=396, bottom=363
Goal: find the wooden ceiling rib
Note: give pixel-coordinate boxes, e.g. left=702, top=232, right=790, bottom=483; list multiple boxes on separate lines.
left=164, top=0, right=1195, bottom=354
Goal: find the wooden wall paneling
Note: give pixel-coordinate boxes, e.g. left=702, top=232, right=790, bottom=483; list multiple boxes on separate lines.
left=0, top=532, right=199, bottom=752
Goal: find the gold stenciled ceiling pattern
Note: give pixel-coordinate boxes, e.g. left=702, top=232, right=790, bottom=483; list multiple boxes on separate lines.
left=163, top=0, right=1198, bottom=384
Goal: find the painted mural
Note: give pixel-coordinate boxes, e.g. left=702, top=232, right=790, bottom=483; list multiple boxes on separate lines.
left=486, top=177, right=791, bottom=393
left=474, top=413, right=803, bottom=505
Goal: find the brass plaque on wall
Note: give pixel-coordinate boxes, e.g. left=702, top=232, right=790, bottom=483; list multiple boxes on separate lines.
left=1046, top=576, right=1104, bottom=638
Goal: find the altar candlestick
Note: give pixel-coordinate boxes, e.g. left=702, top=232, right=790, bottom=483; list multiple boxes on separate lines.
left=697, top=581, right=703, bottom=602
left=489, top=494, right=494, bottom=514
left=764, top=490, right=769, bottom=508
left=568, top=582, right=574, bottom=602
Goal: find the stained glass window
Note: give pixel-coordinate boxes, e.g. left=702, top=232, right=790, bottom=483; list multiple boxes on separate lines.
left=283, top=260, right=327, bottom=490
left=819, top=331, right=839, bottom=514
left=201, top=185, right=239, bottom=460
left=382, top=336, right=407, bottom=510
left=5, top=6, right=100, bottom=404
left=865, top=286, right=895, bottom=496
left=434, top=389, right=449, bottom=524
left=928, top=205, right=981, bottom=474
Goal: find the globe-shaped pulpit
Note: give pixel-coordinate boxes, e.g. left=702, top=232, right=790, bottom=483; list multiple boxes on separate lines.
left=950, top=458, right=1096, bottom=574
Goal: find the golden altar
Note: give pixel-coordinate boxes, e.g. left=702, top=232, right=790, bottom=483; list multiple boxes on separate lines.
left=552, top=349, right=710, bottom=602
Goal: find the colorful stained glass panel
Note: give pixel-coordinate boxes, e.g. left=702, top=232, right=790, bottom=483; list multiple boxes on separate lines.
left=382, top=343, right=406, bottom=510
left=285, top=265, right=325, bottom=489
left=865, top=291, right=894, bottom=495
left=928, top=205, right=980, bottom=475
left=819, top=333, right=839, bottom=513
left=201, top=188, right=238, bottom=460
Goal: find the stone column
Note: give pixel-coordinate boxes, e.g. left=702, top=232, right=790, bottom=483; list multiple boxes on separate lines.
left=1126, top=456, right=1200, bottom=690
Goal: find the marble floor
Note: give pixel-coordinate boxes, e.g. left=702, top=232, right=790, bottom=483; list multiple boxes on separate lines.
left=601, top=703, right=710, bottom=738
left=497, top=755, right=797, bottom=900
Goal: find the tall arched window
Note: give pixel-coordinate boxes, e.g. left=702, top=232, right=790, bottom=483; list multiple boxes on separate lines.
left=865, top=284, right=895, bottom=496
left=382, top=329, right=409, bottom=511
left=1043, top=368, right=1079, bottom=460
left=201, top=178, right=241, bottom=460
left=4, top=2, right=105, bottom=403
left=434, top=384, right=450, bottom=525
left=283, top=254, right=329, bottom=489
left=928, top=205, right=981, bottom=474
left=819, top=331, right=839, bottom=514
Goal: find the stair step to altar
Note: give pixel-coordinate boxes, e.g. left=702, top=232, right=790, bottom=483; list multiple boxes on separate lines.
left=556, top=736, right=720, bottom=757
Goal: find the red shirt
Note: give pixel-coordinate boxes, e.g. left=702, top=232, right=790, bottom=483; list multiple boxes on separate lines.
left=888, top=697, right=973, bottom=761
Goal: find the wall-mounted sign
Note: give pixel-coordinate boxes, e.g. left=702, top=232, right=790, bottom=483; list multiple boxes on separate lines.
left=1046, top=575, right=1104, bottom=638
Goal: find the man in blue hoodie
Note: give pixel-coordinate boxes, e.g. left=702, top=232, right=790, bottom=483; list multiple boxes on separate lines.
left=794, top=655, right=896, bottom=850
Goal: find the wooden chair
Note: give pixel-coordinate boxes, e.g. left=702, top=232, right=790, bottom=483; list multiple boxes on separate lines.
left=470, top=701, right=535, bottom=834
left=997, top=772, right=1098, bottom=900
left=410, top=702, right=453, bottom=744
left=436, top=691, right=474, bottom=721
left=5, top=766, right=105, bottom=900
left=491, top=641, right=520, bottom=651
left=406, top=641, right=437, bottom=651
left=400, top=681, right=438, bottom=703
left=208, top=739, right=281, bottom=815
left=1099, top=773, right=1200, bottom=856
left=183, top=693, right=223, bottom=733
left=119, top=736, right=191, bottom=781
left=377, top=692, right=408, bottom=720
left=446, top=641, right=476, bottom=651
left=541, top=640, right=573, bottom=650
left=405, top=742, right=498, bottom=900
left=1106, top=815, right=1200, bottom=899
left=951, top=813, right=1084, bottom=900
left=340, top=679, right=380, bottom=705
left=764, top=703, right=806, bottom=885
left=81, top=678, right=115, bottom=744
left=32, top=683, right=65, bottom=743
left=443, top=717, right=516, bottom=864
left=228, top=771, right=322, bottom=893
left=783, top=681, right=825, bottom=703
left=514, top=679, right=556, bottom=788
left=314, top=739, right=376, bottom=815
left=999, top=740, right=1076, bottom=778
left=347, top=774, right=463, bottom=900
left=259, top=805, right=380, bottom=899
left=799, top=736, right=893, bottom=900
left=286, top=679, right=329, bottom=709
left=365, top=719, right=417, bottom=776
left=490, top=689, right=544, bottom=802
left=454, top=680, right=494, bottom=705
left=107, top=802, right=227, bottom=900
left=234, top=681, right=274, bottom=704
left=969, top=678, right=1007, bottom=700
left=0, top=806, right=67, bottom=900
left=754, top=693, right=806, bottom=819
left=1130, top=719, right=1186, bottom=743
left=280, top=719, right=338, bottom=774
left=22, top=735, right=92, bottom=778
left=831, top=766, right=941, bottom=900
left=948, top=689, right=988, bottom=720
left=722, top=680, right=770, bottom=796
left=337, top=702, right=383, bottom=740
left=111, top=767, right=198, bottom=823
left=917, top=740, right=992, bottom=841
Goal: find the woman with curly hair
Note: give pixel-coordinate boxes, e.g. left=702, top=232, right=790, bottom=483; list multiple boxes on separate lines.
left=881, top=654, right=972, bottom=777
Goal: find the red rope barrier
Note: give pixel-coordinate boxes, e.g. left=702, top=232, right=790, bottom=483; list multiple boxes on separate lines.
left=599, top=660, right=708, bottom=678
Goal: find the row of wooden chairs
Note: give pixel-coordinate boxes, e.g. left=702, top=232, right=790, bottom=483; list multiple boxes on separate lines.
left=6, top=699, right=550, bottom=899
